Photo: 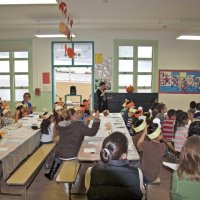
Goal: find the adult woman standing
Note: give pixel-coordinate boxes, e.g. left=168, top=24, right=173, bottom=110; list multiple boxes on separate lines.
left=96, top=81, right=109, bottom=112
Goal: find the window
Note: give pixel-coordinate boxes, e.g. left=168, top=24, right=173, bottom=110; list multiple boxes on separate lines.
left=114, top=40, right=158, bottom=93
left=0, top=51, right=30, bottom=101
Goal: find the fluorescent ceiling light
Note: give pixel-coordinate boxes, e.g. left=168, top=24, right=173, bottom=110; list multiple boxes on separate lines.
left=35, top=33, right=76, bottom=38
left=0, top=0, right=57, bottom=5
left=177, top=35, right=200, bottom=40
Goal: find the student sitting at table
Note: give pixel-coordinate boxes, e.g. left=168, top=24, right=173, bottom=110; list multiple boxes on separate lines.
left=21, top=92, right=32, bottom=114
left=188, top=120, right=200, bottom=138
left=15, top=102, right=28, bottom=122
left=83, top=99, right=91, bottom=116
left=40, top=112, right=55, bottom=145
left=174, top=111, right=189, bottom=153
left=162, top=109, right=176, bottom=141
left=132, top=118, right=147, bottom=149
left=126, top=107, right=137, bottom=136
left=137, top=122, right=166, bottom=183
left=85, top=131, right=144, bottom=200
left=1, top=109, right=14, bottom=126
left=171, top=136, right=200, bottom=200
left=45, top=108, right=100, bottom=180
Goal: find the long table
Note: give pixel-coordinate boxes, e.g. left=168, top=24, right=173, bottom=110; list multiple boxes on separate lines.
left=0, top=113, right=42, bottom=180
left=78, top=113, right=140, bottom=161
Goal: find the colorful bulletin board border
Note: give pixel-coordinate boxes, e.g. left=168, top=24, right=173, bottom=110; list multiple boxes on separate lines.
left=159, top=70, right=200, bottom=94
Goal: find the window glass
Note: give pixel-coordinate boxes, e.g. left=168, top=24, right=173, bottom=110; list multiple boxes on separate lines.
left=0, top=61, right=10, bottom=72
left=14, top=60, right=28, bottom=72
left=0, top=75, right=10, bottom=87
left=138, top=46, right=152, bottom=58
left=118, top=74, right=133, bottom=87
left=14, top=51, right=28, bottom=58
left=137, top=75, right=152, bottom=87
left=0, top=89, right=10, bottom=101
left=138, top=60, right=152, bottom=72
left=119, top=60, right=133, bottom=72
left=15, top=89, right=29, bottom=101
left=55, top=67, right=91, bottom=83
left=15, top=75, right=29, bottom=87
left=74, top=43, right=93, bottom=65
left=0, top=52, right=9, bottom=58
left=119, top=46, right=133, bottom=58
left=53, top=43, right=72, bottom=65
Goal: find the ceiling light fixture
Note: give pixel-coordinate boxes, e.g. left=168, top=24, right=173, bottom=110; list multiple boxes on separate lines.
left=0, top=0, right=57, bottom=5
left=35, top=33, right=77, bottom=38
left=176, top=35, right=200, bottom=40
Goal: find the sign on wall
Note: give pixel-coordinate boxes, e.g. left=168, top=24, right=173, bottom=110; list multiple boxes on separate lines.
left=159, top=70, right=200, bottom=94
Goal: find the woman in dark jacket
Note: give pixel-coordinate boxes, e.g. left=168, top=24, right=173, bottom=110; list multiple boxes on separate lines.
left=45, top=108, right=100, bottom=180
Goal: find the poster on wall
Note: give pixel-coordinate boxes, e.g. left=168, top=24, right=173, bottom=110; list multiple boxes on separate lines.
left=94, top=57, right=112, bottom=91
left=159, top=70, right=200, bottom=94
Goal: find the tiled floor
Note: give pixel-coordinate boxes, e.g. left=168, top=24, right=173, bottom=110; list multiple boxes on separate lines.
left=1, top=160, right=174, bottom=200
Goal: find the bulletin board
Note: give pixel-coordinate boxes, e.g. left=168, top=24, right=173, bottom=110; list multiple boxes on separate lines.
left=159, top=70, right=200, bottom=94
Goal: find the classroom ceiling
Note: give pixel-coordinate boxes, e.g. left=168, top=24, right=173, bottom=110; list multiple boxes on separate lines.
left=0, top=0, right=200, bottom=33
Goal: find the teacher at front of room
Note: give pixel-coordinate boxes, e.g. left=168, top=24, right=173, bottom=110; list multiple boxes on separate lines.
left=96, top=81, right=109, bottom=112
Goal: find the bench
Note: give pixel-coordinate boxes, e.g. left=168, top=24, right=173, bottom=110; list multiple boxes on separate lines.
left=145, top=177, right=160, bottom=200
left=5, top=143, right=56, bottom=199
left=56, top=160, right=81, bottom=200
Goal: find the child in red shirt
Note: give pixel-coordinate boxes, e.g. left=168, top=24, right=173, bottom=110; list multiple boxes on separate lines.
left=162, top=109, right=176, bottom=141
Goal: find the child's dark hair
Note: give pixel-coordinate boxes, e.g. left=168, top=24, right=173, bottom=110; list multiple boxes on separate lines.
left=132, top=118, right=145, bottom=134
left=167, top=109, right=176, bottom=118
left=16, top=105, right=24, bottom=111
left=100, top=132, right=128, bottom=164
left=188, top=121, right=200, bottom=138
left=174, top=111, right=188, bottom=133
left=23, top=92, right=31, bottom=98
left=176, top=109, right=183, bottom=116
left=151, top=102, right=159, bottom=111
left=196, top=103, right=200, bottom=111
left=190, top=101, right=197, bottom=110
left=40, top=114, right=52, bottom=135
left=99, top=81, right=106, bottom=86
left=147, top=123, right=159, bottom=135
left=157, top=103, right=166, bottom=113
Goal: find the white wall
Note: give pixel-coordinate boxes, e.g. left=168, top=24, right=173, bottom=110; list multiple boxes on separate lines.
left=1, top=28, right=199, bottom=111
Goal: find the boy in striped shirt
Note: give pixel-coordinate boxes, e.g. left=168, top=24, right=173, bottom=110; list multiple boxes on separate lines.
left=162, top=109, right=176, bottom=141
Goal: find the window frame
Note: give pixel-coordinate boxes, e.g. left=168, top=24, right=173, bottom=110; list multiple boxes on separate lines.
left=113, top=40, right=158, bottom=93
left=0, top=51, right=31, bottom=102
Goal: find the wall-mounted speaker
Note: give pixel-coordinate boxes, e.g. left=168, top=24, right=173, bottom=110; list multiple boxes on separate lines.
left=70, top=86, right=77, bottom=95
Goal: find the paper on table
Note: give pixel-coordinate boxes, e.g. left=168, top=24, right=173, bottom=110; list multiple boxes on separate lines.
left=0, top=148, right=8, bottom=152
left=83, top=148, right=97, bottom=153
left=163, top=162, right=178, bottom=171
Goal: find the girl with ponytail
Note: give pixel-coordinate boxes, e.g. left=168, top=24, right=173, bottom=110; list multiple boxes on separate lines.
left=86, top=132, right=144, bottom=200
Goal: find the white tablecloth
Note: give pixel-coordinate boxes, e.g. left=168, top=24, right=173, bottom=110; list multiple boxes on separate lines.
left=78, top=113, right=139, bottom=161
left=0, top=113, right=42, bottom=180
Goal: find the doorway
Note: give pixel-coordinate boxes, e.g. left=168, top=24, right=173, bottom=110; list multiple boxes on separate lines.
left=52, top=41, right=94, bottom=107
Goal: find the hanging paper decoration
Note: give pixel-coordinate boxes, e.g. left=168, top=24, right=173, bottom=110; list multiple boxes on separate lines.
left=56, top=0, right=74, bottom=40
left=59, top=21, right=69, bottom=35
left=59, top=1, right=67, bottom=16
left=65, top=44, right=76, bottom=58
